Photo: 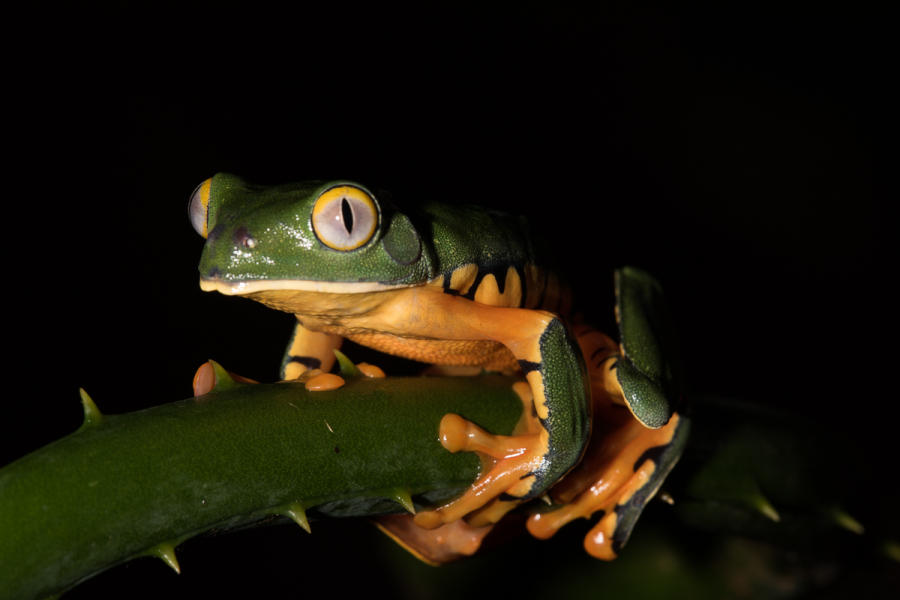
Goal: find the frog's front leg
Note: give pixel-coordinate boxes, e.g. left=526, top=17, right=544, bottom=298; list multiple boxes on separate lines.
left=280, top=319, right=343, bottom=380
left=412, top=294, right=591, bottom=529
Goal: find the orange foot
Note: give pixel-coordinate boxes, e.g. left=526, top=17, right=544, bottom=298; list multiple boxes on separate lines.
left=525, top=327, right=686, bottom=559
left=413, top=381, right=546, bottom=530
left=527, top=413, right=683, bottom=558
left=376, top=514, right=494, bottom=565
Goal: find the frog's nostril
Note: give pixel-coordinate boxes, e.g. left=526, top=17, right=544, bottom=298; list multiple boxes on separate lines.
left=206, top=266, right=221, bottom=279
left=233, top=226, right=256, bottom=249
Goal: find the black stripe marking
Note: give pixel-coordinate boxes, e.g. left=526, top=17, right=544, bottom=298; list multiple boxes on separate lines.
left=494, top=266, right=508, bottom=295
left=518, top=359, right=541, bottom=373
left=461, top=268, right=493, bottom=300
left=632, top=442, right=670, bottom=473
left=516, top=264, right=527, bottom=308
left=442, top=274, right=461, bottom=296
left=287, top=356, right=322, bottom=370
left=441, top=263, right=529, bottom=307
left=461, top=264, right=514, bottom=301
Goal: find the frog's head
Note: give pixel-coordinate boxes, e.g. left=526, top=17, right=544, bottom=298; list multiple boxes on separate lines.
left=190, top=173, right=433, bottom=301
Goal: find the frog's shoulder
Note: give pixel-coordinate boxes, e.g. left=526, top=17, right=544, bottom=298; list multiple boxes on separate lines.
left=414, top=202, right=535, bottom=270
left=410, top=203, right=566, bottom=312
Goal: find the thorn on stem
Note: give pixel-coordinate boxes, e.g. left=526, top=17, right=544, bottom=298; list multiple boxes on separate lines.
left=390, top=489, right=416, bottom=515
left=333, top=349, right=362, bottom=378
left=78, top=388, right=103, bottom=430
left=827, top=506, right=864, bottom=534
left=283, top=502, right=311, bottom=533
left=149, top=542, right=181, bottom=574
left=749, top=490, right=780, bottom=523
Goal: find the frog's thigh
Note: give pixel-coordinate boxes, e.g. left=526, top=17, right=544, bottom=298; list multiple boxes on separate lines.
left=280, top=320, right=343, bottom=380
left=411, top=295, right=591, bottom=527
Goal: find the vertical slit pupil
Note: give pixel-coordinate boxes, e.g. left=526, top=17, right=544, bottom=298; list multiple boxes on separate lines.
left=341, top=198, right=354, bottom=234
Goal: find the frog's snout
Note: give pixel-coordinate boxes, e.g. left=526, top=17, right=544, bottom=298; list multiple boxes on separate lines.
left=197, top=223, right=265, bottom=294
left=198, top=222, right=258, bottom=281
left=201, top=265, right=222, bottom=281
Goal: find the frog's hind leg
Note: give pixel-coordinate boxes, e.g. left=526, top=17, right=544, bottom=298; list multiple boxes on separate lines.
left=280, top=319, right=343, bottom=380
left=526, top=409, right=688, bottom=559
left=411, top=295, right=592, bottom=530
left=525, top=325, right=689, bottom=560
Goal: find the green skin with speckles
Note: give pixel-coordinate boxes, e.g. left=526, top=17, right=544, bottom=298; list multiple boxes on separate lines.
left=198, top=173, right=536, bottom=286
left=614, top=266, right=682, bottom=428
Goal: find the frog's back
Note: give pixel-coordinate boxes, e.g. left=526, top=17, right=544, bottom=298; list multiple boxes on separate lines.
left=419, top=202, right=570, bottom=314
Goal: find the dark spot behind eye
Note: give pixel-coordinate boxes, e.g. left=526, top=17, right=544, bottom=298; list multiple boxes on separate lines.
left=341, top=198, right=354, bottom=234
left=207, top=224, right=225, bottom=242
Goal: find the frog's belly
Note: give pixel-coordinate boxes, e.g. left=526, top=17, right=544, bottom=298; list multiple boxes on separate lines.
left=345, top=331, right=519, bottom=372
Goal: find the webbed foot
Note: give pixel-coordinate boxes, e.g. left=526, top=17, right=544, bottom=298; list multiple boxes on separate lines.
left=525, top=276, right=689, bottom=559
left=413, top=381, right=546, bottom=529
left=376, top=514, right=493, bottom=565
left=526, top=411, right=686, bottom=559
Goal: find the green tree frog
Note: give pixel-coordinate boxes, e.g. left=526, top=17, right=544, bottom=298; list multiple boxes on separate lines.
left=189, top=174, right=686, bottom=560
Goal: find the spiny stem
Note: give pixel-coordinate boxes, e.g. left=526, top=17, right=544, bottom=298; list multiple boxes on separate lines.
left=1, top=372, right=525, bottom=599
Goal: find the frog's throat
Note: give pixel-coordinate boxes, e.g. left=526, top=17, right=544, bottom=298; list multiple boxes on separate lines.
left=199, top=277, right=412, bottom=295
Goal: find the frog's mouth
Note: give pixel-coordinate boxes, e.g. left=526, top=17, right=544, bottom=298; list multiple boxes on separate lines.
left=199, top=276, right=410, bottom=296
left=199, top=275, right=420, bottom=320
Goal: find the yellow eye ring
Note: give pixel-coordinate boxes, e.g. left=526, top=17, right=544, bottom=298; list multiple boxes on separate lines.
left=311, top=185, right=379, bottom=251
left=188, top=178, right=213, bottom=238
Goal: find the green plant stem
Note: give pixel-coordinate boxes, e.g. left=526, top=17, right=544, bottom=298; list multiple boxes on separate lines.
left=2, top=376, right=892, bottom=599
left=0, top=374, right=524, bottom=600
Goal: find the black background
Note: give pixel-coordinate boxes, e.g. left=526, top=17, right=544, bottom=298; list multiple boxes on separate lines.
left=5, top=3, right=891, bottom=598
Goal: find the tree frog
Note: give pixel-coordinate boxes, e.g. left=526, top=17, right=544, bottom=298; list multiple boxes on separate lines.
left=189, top=173, right=685, bottom=558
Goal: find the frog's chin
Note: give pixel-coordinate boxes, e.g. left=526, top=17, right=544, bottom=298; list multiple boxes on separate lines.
left=199, top=277, right=407, bottom=296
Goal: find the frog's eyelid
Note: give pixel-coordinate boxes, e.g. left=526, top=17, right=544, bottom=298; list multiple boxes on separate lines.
left=188, top=178, right=212, bottom=238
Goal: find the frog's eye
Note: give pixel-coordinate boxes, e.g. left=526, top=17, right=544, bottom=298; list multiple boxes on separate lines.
left=188, top=178, right=212, bottom=238
left=312, top=185, right=379, bottom=251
